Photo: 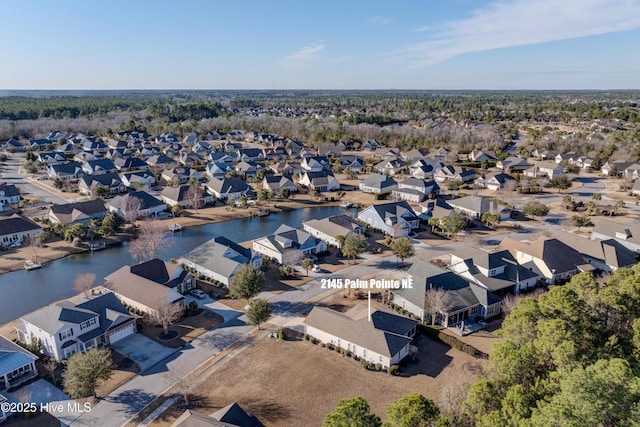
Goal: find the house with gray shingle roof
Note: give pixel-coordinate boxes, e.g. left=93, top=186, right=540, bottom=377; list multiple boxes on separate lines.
left=447, top=195, right=511, bottom=220
left=16, top=293, right=136, bottom=361
left=359, top=174, right=397, bottom=194
left=180, top=236, right=262, bottom=286
left=252, top=225, right=326, bottom=264
left=591, top=219, right=640, bottom=252
left=0, top=184, right=20, bottom=211
left=0, top=214, right=42, bottom=247
left=393, top=260, right=501, bottom=326
left=48, top=199, right=107, bottom=226
left=304, top=304, right=416, bottom=369
left=0, top=335, right=38, bottom=391
left=205, top=178, right=253, bottom=201
left=107, top=191, right=166, bottom=219
left=553, top=230, right=638, bottom=273
left=78, top=173, right=126, bottom=196
left=302, top=215, right=365, bottom=248
left=358, top=201, right=419, bottom=237
left=173, top=403, right=265, bottom=427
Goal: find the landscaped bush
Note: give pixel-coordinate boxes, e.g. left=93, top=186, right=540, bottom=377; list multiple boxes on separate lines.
left=351, top=353, right=359, bottom=360
left=327, top=343, right=334, bottom=351
left=375, top=363, right=382, bottom=371
left=374, top=191, right=390, bottom=200
left=418, top=324, right=488, bottom=359
left=303, top=333, right=309, bottom=341
left=360, top=358, right=369, bottom=368
left=309, top=337, right=317, bottom=344
left=388, top=365, right=399, bottom=376
left=277, top=329, right=285, bottom=340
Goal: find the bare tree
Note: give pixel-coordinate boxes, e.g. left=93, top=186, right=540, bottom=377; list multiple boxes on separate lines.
left=124, top=196, right=144, bottom=224
left=424, top=286, right=453, bottom=325
left=185, top=183, right=204, bottom=212
left=164, top=363, right=197, bottom=407
left=282, top=248, right=304, bottom=269
left=439, top=382, right=469, bottom=419
left=74, top=272, right=96, bottom=298
left=43, top=358, right=58, bottom=381
left=145, top=301, right=184, bottom=337
left=129, top=220, right=174, bottom=262
left=500, top=180, right=518, bottom=208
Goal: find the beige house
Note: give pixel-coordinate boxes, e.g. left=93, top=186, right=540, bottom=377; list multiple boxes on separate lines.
left=302, top=215, right=365, bottom=248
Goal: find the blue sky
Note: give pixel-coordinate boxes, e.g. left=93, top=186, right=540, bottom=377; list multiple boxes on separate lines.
left=2, top=0, right=640, bottom=90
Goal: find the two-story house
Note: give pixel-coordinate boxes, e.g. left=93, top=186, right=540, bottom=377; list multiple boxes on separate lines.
left=252, top=225, right=327, bottom=265
left=358, top=201, right=420, bottom=237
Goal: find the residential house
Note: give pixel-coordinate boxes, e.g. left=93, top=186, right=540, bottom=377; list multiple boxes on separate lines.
left=180, top=236, right=262, bottom=286
left=317, top=145, right=343, bottom=158
left=161, top=167, right=202, bottom=185
left=269, top=162, right=302, bottom=176
left=160, top=185, right=211, bottom=208
left=447, top=196, right=511, bottom=221
left=499, top=236, right=589, bottom=284
left=373, top=148, right=400, bottom=160
left=524, top=162, right=565, bottom=179
left=373, top=159, right=408, bottom=176
left=156, top=132, right=179, bottom=145
left=469, top=150, right=496, bottom=162
left=262, top=175, right=297, bottom=194
left=304, top=305, right=416, bottom=369
left=362, top=139, right=381, bottom=151
left=623, top=163, right=640, bottom=180
left=600, top=161, right=632, bottom=176
left=475, top=172, right=515, bottom=191
left=205, top=162, right=233, bottom=179
left=182, top=132, right=200, bottom=145
left=553, top=230, right=638, bottom=273
left=392, top=260, right=501, bottom=326
left=208, top=152, right=237, bottom=164
left=82, top=140, right=108, bottom=153
left=591, top=219, right=640, bottom=252
left=162, top=143, right=183, bottom=156
left=105, top=259, right=193, bottom=314
left=16, top=293, right=136, bottom=361
left=359, top=174, right=397, bottom=194
left=532, top=149, right=559, bottom=161
left=434, top=165, right=476, bottom=183
left=302, top=215, right=365, bottom=248
left=234, top=161, right=261, bottom=179
left=172, top=403, right=265, bottom=427
left=48, top=199, right=107, bottom=226
left=1, top=138, right=25, bottom=152
left=0, top=184, right=20, bottom=211
left=0, top=215, right=42, bottom=247
left=401, top=148, right=429, bottom=161
left=78, top=173, right=126, bottom=196
left=252, top=225, right=326, bottom=264
left=433, top=147, right=451, bottom=162
left=178, top=151, right=205, bottom=167
left=205, top=178, right=252, bottom=201
left=236, top=148, right=264, bottom=163
left=120, top=171, right=156, bottom=189
left=554, top=152, right=576, bottom=164
left=192, top=140, right=215, bottom=155
left=56, top=142, right=81, bottom=155
left=301, top=156, right=330, bottom=172
left=409, top=159, right=443, bottom=180
left=632, top=179, right=640, bottom=196
left=449, top=247, right=540, bottom=294
left=82, top=158, right=117, bottom=175
left=114, top=157, right=150, bottom=172
left=38, top=151, right=67, bottom=166
left=147, top=154, right=177, bottom=168
left=298, top=170, right=340, bottom=192
left=47, top=162, right=85, bottom=180
left=339, top=155, right=365, bottom=173
left=497, top=156, right=531, bottom=172
left=107, top=191, right=167, bottom=219
left=29, top=138, right=50, bottom=151
left=358, top=201, right=420, bottom=237
left=392, top=177, right=440, bottom=202
left=0, top=336, right=38, bottom=391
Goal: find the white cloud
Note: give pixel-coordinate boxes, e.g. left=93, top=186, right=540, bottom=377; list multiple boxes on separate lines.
left=283, top=44, right=325, bottom=66
left=369, top=15, right=391, bottom=25
left=399, top=0, right=640, bottom=67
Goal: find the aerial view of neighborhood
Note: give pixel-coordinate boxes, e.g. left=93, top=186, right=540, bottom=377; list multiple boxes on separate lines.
left=1, top=1, right=639, bottom=426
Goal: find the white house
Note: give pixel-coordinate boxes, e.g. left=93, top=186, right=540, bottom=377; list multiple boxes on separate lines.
left=0, top=184, right=20, bottom=211
left=16, top=293, right=136, bottom=361
left=205, top=178, right=252, bottom=201
left=0, top=336, right=38, bottom=391
left=358, top=201, right=420, bottom=237
left=359, top=174, right=397, bottom=194
left=0, top=214, right=42, bottom=247
left=304, top=305, right=416, bottom=369
left=447, top=196, right=511, bottom=221
left=252, top=225, right=327, bottom=264
left=107, top=191, right=167, bottom=219
left=302, top=215, right=365, bottom=248
left=180, top=236, right=262, bottom=286
left=298, top=171, right=340, bottom=192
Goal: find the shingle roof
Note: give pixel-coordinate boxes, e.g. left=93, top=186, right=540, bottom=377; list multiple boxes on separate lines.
left=303, top=215, right=364, bottom=238
left=0, top=214, right=42, bottom=236
left=49, top=199, right=107, bottom=223
left=499, top=236, right=585, bottom=274
left=109, top=191, right=165, bottom=210
left=447, top=196, right=509, bottom=215
left=181, top=236, right=254, bottom=280
left=360, top=174, right=397, bottom=189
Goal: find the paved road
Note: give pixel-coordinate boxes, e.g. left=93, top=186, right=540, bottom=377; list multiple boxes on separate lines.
left=0, top=153, right=75, bottom=204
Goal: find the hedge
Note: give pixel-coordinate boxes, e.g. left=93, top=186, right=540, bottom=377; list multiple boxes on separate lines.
left=418, top=324, right=488, bottom=359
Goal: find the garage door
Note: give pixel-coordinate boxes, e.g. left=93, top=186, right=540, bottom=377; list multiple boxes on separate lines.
left=108, top=324, right=135, bottom=344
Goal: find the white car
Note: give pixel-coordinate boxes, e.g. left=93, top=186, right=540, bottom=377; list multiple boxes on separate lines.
left=189, top=289, right=206, bottom=299
left=312, top=264, right=321, bottom=273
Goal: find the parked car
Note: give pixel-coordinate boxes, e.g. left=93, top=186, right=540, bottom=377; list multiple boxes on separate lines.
left=189, top=289, right=206, bottom=299
left=312, top=264, right=321, bottom=273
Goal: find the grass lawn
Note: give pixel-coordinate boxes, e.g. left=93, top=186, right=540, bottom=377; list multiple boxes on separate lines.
left=137, top=309, right=224, bottom=348
left=149, top=332, right=481, bottom=426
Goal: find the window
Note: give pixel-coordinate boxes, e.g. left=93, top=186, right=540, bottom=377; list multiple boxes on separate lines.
left=79, top=318, right=97, bottom=330
left=363, top=349, right=367, bottom=358
left=59, top=329, right=74, bottom=340
left=379, top=355, right=383, bottom=362
left=64, top=346, right=77, bottom=359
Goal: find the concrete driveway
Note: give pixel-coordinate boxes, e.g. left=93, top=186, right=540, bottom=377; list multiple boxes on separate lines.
left=5, top=379, right=74, bottom=421
left=184, top=294, right=244, bottom=323
left=110, top=334, right=176, bottom=372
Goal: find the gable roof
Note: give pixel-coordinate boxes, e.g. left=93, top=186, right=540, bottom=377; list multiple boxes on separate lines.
left=365, top=201, right=419, bottom=223
left=207, top=178, right=251, bottom=194
left=49, top=199, right=107, bottom=223
left=499, top=236, right=585, bottom=274
left=303, top=215, right=364, bottom=238
left=304, top=305, right=415, bottom=358
left=0, top=214, right=42, bottom=236
left=109, top=191, right=165, bottom=211
left=447, top=196, right=509, bottom=215
left=360, top=173, right=397, bottom=189
left=181, top=236, right=255, bottom=279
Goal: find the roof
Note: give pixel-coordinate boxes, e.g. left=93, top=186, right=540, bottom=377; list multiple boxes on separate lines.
left=304, top=305, right=415, bottom=358
left=552, top=230, right=638, bottom=269
left=49, top=199, right=107, bottom=223
left=105, top=263, right=185, bottom=308
left=592, top=219, right=640, bottom=245
left=0, top=335, right=37, bottom=376
left=0, top=184, right=20, bottom=198
left=109, top=191, right=165, bottom=211
left=362, top=201, right=419, bottom=224
left=181, top=236, right=254, bottom=280
left=172, top=404, right=264, bottom=427
left=360, top=174, right=397, bottom=189
left=207, top=178, right=251, bottom=194
left=499, top=236, right=586, bottom=274
left=303, top=215, right=364, bottom=238
left=79, top=173, right=123, bottom=188
left=0, top=214, right=42, bottom=236
left=253, top=225, right=316, bottom=254
left=447, top=196, right=509, bottom=215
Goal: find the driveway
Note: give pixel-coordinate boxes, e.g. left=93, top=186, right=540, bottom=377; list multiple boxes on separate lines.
left=110, top=334, right=177, bottom=372
left=184, top=294, right=244, bottom=323
left=5, top=379, right=75, bottom=421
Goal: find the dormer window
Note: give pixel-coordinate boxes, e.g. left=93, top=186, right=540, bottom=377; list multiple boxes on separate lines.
left=59, top=328, right=74, bottom=340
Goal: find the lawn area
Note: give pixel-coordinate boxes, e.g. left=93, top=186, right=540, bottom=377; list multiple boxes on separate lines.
left=149, top=332, right=481, bottom=426
left=137, top=309, right=224, bottom=348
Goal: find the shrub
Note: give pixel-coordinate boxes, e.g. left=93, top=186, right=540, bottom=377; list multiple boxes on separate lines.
left=351, top=353, right=359, bottom=360
left=388, top=365, right=400, bottom=376
left=361, top=359, right=369, bottom=368
left=277, top=329, right=285, bottom=340
left=303, top=333, right=309, bottom=341
left=55, top=378, right=63, bottom=386
left=327, top=343, right=334, bottom=351
left=375, top=363, right=382, bottom=371
left=310, top=337, right=317, bottom=344
left=374, top=191, right=390, bottom=200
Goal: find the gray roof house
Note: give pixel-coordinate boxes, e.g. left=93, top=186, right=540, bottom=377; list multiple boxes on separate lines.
left=47, top=162, right=85, bottom=180
left=591, top=219, right=640, bottom=252
left=553, top=230, right=638, bottom=273
left=392, top=260, right=502, bottom=326
left=262, top=175, right=297, bottom=194
left=0, top=335, right=38, bottom=391
left=252, top=224, right=327, bottom=265
left=358, top=201, right=420, bottom=237
left=107, top=191, right=167, bottom=219
left=392, top=177, right=440, bottom=202
left=497, top=156, right=531, bottom=172
left=160, top=184, right=212, bottom=208
left=302, top=215, right=366, bottom=248
left=447, top=196, right=511, bottom=220
left=16, top=292, right=136, bottom=361
left=172, top=403, right=265, bottom=427
left=0, top=184, right=20, bottom=211
left=104, top=259, right=192, bottom=314
left=48, top=199, right=107, bottom=225
left=180, top=236, right=262, bottom=286
left=0, top=214, right=43, bottom=247
left=359, top=174, right=397, bottom=194
left=304, top=304, right=417, bottom=369
left=205, top=178, right=252, bottom=200
left=78, top=173, right=126, bottom=196
left=82, top=158, right=118, bottom=175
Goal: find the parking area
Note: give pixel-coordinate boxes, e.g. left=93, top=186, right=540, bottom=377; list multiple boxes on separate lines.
left=110, top=334, right=177, bottom=372
left=184, top=294, right=244, bottom=323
